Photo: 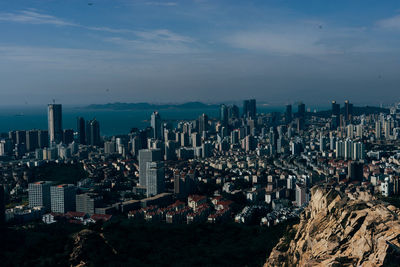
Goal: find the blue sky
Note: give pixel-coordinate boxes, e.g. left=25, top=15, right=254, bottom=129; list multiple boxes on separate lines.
left=0, top=0, right=400, bottom=106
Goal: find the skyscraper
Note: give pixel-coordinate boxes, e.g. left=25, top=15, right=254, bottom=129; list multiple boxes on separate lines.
left=285, top=104, right=292, bottom=123
left=228, top=105, right=239, bottom=120
left=348, top=161, right=363, bottom=182
left=86, top=119, right=100, bottom=146
left=198, top=113, right=208, bottom=134
left=16, top=130, right=26, bottom=147
left=146, top=161, right=165, bottom=197
left=63, top=129, right=74, bottom=144
left=50, top=184, right=76, bottom=213
left=297, top=103, right=305, bottom=118
left=38, top=130, right=49, bottom=148
left=26, top=130, right=39, bottom=151
left=77, top=117, right=86, bottom=145
left=331, top=101, right=340, bottom=116
left=331, top=101, right=340, bottom=128
left=151, top=111, right=162, bottom=140
left=76, top=193, right=103, bottom=215
left=220, top=104, right=228, bottom=126
left=243, top=99, right=256, bottom=118
left=139, top=149, right=162, bottom=187
left=48, top=104, right=63, bottom=145
left=28, top=181, right=52, bottom=212
left=344, top=100, right=353, bottom=123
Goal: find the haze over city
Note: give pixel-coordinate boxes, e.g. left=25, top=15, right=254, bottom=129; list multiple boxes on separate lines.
left=1, top=0, right=400, bottom=106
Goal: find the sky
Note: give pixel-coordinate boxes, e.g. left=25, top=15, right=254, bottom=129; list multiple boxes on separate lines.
left=0, top=0, right=400, bottom=106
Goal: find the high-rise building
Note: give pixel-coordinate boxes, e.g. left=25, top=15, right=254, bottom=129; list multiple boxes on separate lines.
left=151, top=111, right=162, bottom=140
left=38, top=130, right=49, bottom=148
left=15, top=130, right=26, bottom=148
left=375, top=121, right=382, bottom=139
left=28, top=181, right=52, bottom=212
left=26, top=130, right=39, bottom=152
left=331, top=101, right=340, bottom=128
left=295, top=184, right=309, bottom=207
left=50, top=184, right=76, bottom=213
left=77, top=117, right=86, bottom=145
left=297, top=103, right=305, bottom=118
left=220, top=104, right=228, bottom=126
left=0, top=139, right=13, bottom=156
left=76, top=193, right=103, bottom=215
left=285, top=104, right=292, bottom=123
left=138, top=149, right=162, bottom=187
left=353, top=142, right=365, bottom=160
left=320, top=134, right=327, bottom=152
left=344, top=100, right=353, bottom=123
left=191, top=132, right=201, bottom=147
left=48, top=104, right=63, bottom=145
left=63, top=129, right=74, bottom=144
left=243, top=99, right=256, bottom=118
left=331, top=101, right=340, bottom=117
left=348, top=161, right=363, bottom=182
left=198, top=113, right=208, bottom=134
left=146, top=161, right=165, bottom=197
left=86, top=119, right=100, bottom=146
left=228, top=105, right=239, bottom=120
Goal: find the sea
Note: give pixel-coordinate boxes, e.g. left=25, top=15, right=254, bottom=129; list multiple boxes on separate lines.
left=0, top=106, right=287, bottom=136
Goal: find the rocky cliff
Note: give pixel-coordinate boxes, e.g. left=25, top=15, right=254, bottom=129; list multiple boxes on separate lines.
left=265, top=186, right=400, bottom=267
left=69, top=229, right=117, bottom=267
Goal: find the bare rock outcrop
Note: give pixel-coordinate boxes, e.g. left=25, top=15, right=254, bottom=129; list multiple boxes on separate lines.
left=265, top=186, right=400, bottom=267
left=69, top=229, right=117, bottom=267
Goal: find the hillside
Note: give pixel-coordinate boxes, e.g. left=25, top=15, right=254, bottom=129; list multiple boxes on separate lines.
left=265, top=186, right=400, bottom=266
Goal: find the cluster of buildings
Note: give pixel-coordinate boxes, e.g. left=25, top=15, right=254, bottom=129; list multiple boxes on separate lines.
left=1, top=99, right=400, bottom=227
left=128, top=195, right=232, bottom=224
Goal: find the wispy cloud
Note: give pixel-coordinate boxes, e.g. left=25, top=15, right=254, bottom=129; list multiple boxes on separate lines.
left=225, top=30, right=325, bottom=55
left=134, top=29, right=194, bottom=43
left=145, top=2, right=178, bottom=6
left=0, top=10, right=77, bottom=26
left=376, top=14, right=400, bottom=30
left=0, top=9, right=195, bottom=54
left=104, top=36, right=196, bottom=54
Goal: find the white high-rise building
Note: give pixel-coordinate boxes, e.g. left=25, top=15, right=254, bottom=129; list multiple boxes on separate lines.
left=48, top=104, right=63, bottom=145
left=29, top=181, right=52, bottom=212
left=138, top=149, right=162, bottom=187
left=50, top=184, right=76, bottom=213
left=146, top=161, right=165, bottom=197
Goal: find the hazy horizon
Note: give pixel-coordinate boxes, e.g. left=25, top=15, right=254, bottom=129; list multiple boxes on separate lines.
left=1, top=0, right=400, bottom=105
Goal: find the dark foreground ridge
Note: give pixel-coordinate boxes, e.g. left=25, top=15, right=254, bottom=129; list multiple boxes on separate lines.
left=0, top=219, right=297, bottom=267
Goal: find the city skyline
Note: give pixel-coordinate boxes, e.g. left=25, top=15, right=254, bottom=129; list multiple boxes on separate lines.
left=1, top=1, right=400, bottom=105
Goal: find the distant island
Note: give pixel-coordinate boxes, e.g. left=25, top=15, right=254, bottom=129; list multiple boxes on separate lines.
left=85, top=102, right=219, bottom=110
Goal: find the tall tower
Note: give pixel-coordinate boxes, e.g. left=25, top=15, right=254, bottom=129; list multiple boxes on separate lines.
left=77, top=117, right=86, bottom=145
left=86, top=118, right=100, bottom=146
left=48, top=104, right=62, bottom=145
left=150, top=111, right=161, bottom=140
left=285, top=104, right=292, bottom=123
left=297, top=102, right=305, bottom=118
left=198, top=113, right=208, bottom=134
left=146, top=161, right=165, bottom=197
left=243, top=99, right=256, bottom=118
left=220, top=104, right=228, bottom=126
left=344, top=100, right=353, bottom=123
left=138, top=149, right=162, bottom=187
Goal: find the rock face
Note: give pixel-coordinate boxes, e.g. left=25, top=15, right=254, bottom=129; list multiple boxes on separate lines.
left=265, top=186, right=400, bottom=267
left=69, top=229, right=117, bottom=267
